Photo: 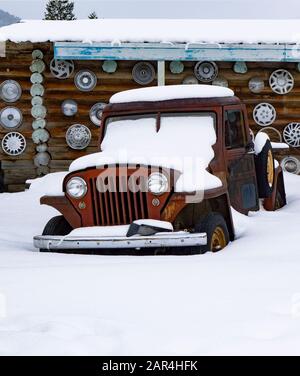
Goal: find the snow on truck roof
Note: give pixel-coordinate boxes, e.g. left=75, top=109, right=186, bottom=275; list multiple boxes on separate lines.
left=1, top=19, right=300, bottom=44
left=110, top=85, right=235, bottom=104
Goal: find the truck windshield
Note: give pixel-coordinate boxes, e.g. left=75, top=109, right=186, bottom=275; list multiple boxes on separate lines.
left=102, top=112, right=217, bottom=158
left=104, top=112, right=216, bottom=138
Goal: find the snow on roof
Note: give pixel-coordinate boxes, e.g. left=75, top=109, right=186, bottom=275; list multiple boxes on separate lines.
left=1, top=19, right=300, bottom=44
left=110, top=85, right=234, bottom=104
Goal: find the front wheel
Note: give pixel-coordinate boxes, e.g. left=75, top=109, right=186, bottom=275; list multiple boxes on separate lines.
left=194, top=212, right=230, bottom=253
left=40, top=215, right=72, bottom=252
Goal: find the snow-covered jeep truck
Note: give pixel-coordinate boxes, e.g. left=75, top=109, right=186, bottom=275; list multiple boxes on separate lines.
left=34, top=85, right=286, bottom=254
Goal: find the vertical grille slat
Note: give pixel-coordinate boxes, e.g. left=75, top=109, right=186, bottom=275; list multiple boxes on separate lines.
left=120, top=176, right=128, bottom=223
left=90, top=178, right=100, bottom=225
left=104, top=189, right=111, bottom=225
left=90, top=172, right=150, bottom=226
left=139, top=191, right=145, bottom=219
left=143, top=192, right=149, bottom=218
left=131, top=190, right=139, bottom=220
left=98, top=183, right=106, bottom=225
left=120, top=190, right=127, bottom=224
left=126, top=190, right=134, bottom=223
left=109, top=191, right=116, bottom=224
left=114, top=180, right=121, bottom=224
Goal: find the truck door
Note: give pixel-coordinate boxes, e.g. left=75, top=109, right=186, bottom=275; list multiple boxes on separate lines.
left=224, top=105, right=259, bottom=214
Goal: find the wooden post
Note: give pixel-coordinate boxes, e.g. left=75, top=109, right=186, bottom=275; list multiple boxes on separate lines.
left=157, top=60, right=165, bottom=86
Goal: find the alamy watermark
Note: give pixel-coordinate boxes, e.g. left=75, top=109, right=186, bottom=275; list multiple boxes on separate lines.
left=93, top=149, right=207, bottom=204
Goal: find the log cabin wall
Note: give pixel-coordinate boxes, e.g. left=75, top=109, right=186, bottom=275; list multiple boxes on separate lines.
left=0, top=42, right=299, bottom=191
left=0, top=42, right=36, bottom=191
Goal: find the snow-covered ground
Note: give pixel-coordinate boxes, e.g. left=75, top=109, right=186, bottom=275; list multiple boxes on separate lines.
left=0, top=172, right=300, bottom=355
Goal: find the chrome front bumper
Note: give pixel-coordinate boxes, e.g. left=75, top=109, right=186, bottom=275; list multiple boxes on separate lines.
left=33, top=232, right=207, bottom=251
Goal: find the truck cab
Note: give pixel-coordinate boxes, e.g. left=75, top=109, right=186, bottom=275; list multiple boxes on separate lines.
left=34, top=85, right=286, bottom=254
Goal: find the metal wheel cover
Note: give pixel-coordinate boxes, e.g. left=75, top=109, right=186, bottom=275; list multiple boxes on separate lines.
left=0, top=80, right=22, bottom=102
left=1, top=132, right=26, bottom=156
left=211, top=226, right=226, bottom=252
left=30, top=73, right=43, bottom=84
left=0, top=107, right=23, bottom=129
left=257, top=127, right=282, bottom=142
left=169, top=61, right=184, bottom=74
left=182, top=75, right=198, bottom=85
left=269, top=69, right=294, bottom=95
left=31, top=96, right=43, bottom=106
left=132, top=62, right=155, bottom=85
left=253, top=103, right=276, bottom=126
left=74, top=70, right=97, bottom=91
left=61, top=99, right=78, bottom=116
left=212, top=77, right=228, bottom=87
left=31, top=105, right=47, bottom=119
left=30, top=60, right=46, bottom=74
left=194, top=61, right=218, bottom=82
left=32, top=50, right=43, bottom=60
left=32, top=118, right=46, bottom=130
left=283, top=123, right=300, bottom=147
left=89, top=102, right=106, bottom=126
left=66, top=124, right=91, bottom=150
left=50, top=58, right=74, bottom=79
left=280, top=156, right=300, bottom=174
left=30, top=84, right=44, bottom=97
left=249, top=77, right=265, bottom=93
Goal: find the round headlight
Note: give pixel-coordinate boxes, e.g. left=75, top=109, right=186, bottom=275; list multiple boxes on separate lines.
left=147, top=173, right=168, bottom=195
left=66, top=177, right=87, bottom=199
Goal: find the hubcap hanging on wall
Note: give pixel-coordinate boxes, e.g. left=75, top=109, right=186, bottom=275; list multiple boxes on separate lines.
left=0, top=107, right=22, bottom=129
left=66, top=124, right=91, bottom=150
left=50, top=58, right=74, bottom=79
left=1, top=132, right=26, bottom=156
left=269, top=69, right=294, bottom=95
left=253, top=103, right=276, bottom=126
left=0, top=80, right=22, bottom=103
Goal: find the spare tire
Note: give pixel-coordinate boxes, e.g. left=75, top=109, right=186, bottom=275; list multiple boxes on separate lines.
left=255, top=139, right=274, bottom=198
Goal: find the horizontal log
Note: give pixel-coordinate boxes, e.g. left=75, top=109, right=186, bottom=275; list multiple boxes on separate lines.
left=6, top=184, right=27, bottom=192
left=49, top=160, right=71, bottom=168
left=44, top=82, right=139, bottom=92
left=0, top=154, right=34, bottom=161
left=1, top=160, right=35, bottom=169
left=47, top=148, right=98, bottom=160
left=50, top=168, right=69, bottom=173
left=4, top=169, right=37, bottom=184
left=48, top=139, right=98, bottom=148
left=46, top=129, right=99, bottom=140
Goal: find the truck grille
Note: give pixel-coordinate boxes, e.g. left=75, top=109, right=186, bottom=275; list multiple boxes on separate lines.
left=89, top=176, right=149, bottom=225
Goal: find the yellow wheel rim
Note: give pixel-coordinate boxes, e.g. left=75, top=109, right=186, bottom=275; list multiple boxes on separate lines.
left=210, top=226, right=227, bottom=252
left=267, top=150, right=274, bottom=187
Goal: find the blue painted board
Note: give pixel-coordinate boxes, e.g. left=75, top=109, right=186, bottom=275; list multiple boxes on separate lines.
left=54, top=42, right=300, bottom=62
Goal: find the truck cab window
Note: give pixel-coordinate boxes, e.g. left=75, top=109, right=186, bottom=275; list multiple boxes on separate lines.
left=225, top=110, right=245, bottom=149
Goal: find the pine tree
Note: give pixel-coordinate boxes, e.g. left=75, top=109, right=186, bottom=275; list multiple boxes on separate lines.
left=88, top=11, right=98, bottom=19
left=44, top=0, right=76, bottom=20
